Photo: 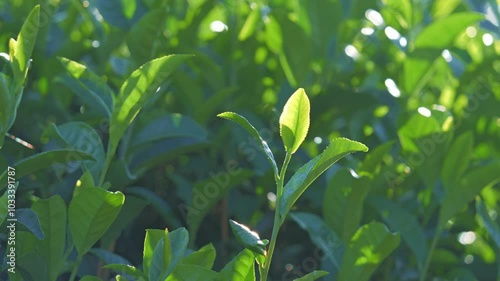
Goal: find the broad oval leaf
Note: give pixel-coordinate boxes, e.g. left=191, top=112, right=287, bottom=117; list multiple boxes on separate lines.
left=294, top=270, right=329, bottom=281
left=280, top=138, right=368, bottom=220
left=217, top=112, right=279, bottom=179
left=279, top=88, right=310, bottom=154
left=68, top=187, right=125, bottom=256
left=229, top=219, right=267, bottom=255
left=109, top=54, right=191, bottom=157
left=337, top=222, right=401, bottom=281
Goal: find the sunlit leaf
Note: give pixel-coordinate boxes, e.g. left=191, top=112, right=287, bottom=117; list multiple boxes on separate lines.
left=109, top=54, right=191, bottom=158
left=69, top=187, right=125, bottom=256
left=279, top=88, right=310, bottom=154
left=280, top=138, right=368, bottom=220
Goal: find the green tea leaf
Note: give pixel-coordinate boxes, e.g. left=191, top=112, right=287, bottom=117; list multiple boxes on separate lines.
left=58, top=57, right=114, bottom=118
left=149, top=229, right=172, bottom=281
left=279, top=88, right=310, bottom=154
left=0, top=149, right=96, bottom=191
left=294, top=270, right=329, bottom=281
left=180, top=243, right=216, bottom=269
left=368, top=196, right=427, bottom=269
left=218, top=249, right=255, bottom=281
left=404, top=13, right=483, bottom=94
left=42, top=122, right=106, bottom=180
left=438, top=162, right=500, bottom=230
left=16, top=208, right=44, bottom=239
left=290, top=212, right=344, bottom=269
left=280, top=138, right=368, bottom=220
left=441, top=131, right=473, bottom=189
left=143, top=229, right=165, bottom=275
left=338, top=222, right=401, bottom=281
left=229, top=220, right=267, bottom=255
left=217, top=112, right=279, bottom=180
left=109, top=54, right=191, bottom=158
left=10, top=5, right=40, bottom=82
left=68, top=187, right=125, bottom=256
left=150, top=228, right=189, bottom=281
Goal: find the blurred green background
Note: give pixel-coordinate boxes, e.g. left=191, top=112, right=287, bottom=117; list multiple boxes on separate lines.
left=1, top=0, right=500, bottom=280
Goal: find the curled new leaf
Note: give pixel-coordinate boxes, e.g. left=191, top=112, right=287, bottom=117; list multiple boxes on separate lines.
left=229, top=219, right=267, bottom=255
left=279, top=88, right=310, bottom=154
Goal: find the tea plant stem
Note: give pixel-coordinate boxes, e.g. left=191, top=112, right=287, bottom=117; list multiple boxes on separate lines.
left=98, top=152, right=113, bottom=187
left=419, top=229, right=440, bottom=281
left=69, top=254, right=83, bottom=281
left=261, top=152, right=292, bottom=281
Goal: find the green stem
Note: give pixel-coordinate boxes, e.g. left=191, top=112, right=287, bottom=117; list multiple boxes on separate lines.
left=98, top=141, right=117, bottom=187
left=69, top=254, right=83, bottom=281
left=419, top=228, right=441, bottom=281
left=261, top=152, right=292, bottom=281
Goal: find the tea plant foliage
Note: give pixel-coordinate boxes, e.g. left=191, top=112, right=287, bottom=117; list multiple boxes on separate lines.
left=1, top=1, right=499, bottom=281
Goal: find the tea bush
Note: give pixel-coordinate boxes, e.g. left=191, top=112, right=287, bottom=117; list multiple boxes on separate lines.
left=1, top=1, right=500, bottom=281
